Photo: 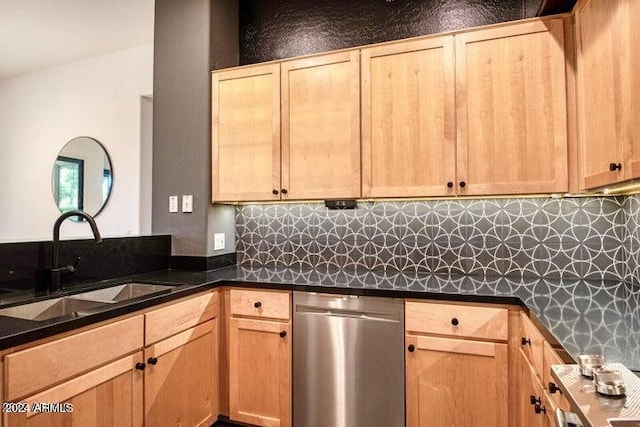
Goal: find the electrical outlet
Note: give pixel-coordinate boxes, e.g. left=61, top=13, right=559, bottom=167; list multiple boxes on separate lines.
left=169, top=196, right=178, bottom=213
left=214, top=233, right=225, bottom=250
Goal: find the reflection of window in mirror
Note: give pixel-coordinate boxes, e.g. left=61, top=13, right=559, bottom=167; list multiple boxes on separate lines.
left=103, top=169, right=112, bottom=201
left=53, top=156, right=84, bottom=212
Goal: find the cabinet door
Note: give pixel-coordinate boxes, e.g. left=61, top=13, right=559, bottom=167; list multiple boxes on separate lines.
left=456, top=19, right=568, bottom=195
left=576, top=0, right=625, bottom=188
left=281, top=51, right=361, bottom=200
left=4, top=352, right=143, bottom=427
left=144, top=321, right=218, bottom=427
left=406, top=335, right=508, bottom=427
left=229, top=317, right=291, bottom=427
left=361, top=36, right=456, bottom=197
left=619, top=0, right=640, bottom=180
left=212, top=64, right=281, bottom=202
left=519, top=350, right=547, bottom=427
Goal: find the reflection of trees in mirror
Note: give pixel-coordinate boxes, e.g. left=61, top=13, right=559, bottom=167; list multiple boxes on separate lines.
left=53, top=156, right=84, bottom=213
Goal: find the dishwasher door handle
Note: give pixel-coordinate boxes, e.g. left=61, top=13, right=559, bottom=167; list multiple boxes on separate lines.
left=295, top=304, right=400, bottom=323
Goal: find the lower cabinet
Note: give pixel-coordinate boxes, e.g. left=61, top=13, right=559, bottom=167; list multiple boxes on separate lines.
left=519, top=349, right=547, bottom=427
left=144, top=320, right=218, bottom=427
left=2, top=290, right=219, bottom=427
left=228, top=317, right=291, bottom=427
left=406, top=335, right=508, bottom=427
left=4, top=352, right=143, bottom=427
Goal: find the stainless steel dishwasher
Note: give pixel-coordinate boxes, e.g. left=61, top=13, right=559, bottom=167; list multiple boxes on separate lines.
left=293, top=292, right=405, bottom=427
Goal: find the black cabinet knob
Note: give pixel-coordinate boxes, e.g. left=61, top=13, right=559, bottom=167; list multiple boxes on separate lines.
left=447, top=182, right=454, bottom=188
left=534, top=404, right=546, bottom=415
left=609, top=162, right=622, bottom=171
left=521, top=337, right=531, bottom=346
left=408, top=344, right=415, bottom=353
left=459, top=181, right=466, bottom=188
left=548, top=382, right=561, bottom=394
left=451, top=317, right=459, bottom=326
left=254, top=301, right=262, bottom=308
left=135, top=362, right=146, bottom=371
left=279, top=331, right=287, bottom=338
left=530, top=395, right=541, bottom=406
left=281, top=188, right=288, bottom=195
left=147, top=357, right=158, bottom=365
left=272, top=189, right=279, bottom=195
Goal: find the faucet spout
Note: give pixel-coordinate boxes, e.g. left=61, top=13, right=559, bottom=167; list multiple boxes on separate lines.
left=51, top=210, right=102, bottom=293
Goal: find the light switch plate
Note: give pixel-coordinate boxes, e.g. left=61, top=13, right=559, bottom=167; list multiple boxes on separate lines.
left=182, top=195, right=193, bottom=213
left=214, top=233, right=225, bottom=250
left=169, top=196, right=178, bottom=213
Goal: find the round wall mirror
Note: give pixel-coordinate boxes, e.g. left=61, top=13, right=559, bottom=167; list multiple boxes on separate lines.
left=51, top=136, right=113, bottom=220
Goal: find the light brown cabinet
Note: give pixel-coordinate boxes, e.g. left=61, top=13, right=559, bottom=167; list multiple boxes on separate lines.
left=143, top=292, right=219, bottom=427
left=282, top=51, right=361, bottom=200
left=406, top=335, right=508, bottom=427
left=144, top=321, right=218, bottom=427
left=2, top=291, right=219, bottom=427
left=518, top=313, right=571, bottom=427
left=577, top=0, right=640, bottom=189
left=228, top=290, right=291, bottom=427
left=405, top=301, right=509, bottom=427
left=4, top=352, right=143, bottom=427
left=213, top=17, right=572, bottom=201
left=455, top=19, right=569, bottom=196
left=361, top=36, right=456, bottom=197
left=519, top=349, right=547, bottom=427
left=212, top=64, right=281, bottom=202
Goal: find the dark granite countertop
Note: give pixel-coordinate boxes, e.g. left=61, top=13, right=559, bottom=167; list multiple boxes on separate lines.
left=0, top=265, right=637, bottom=371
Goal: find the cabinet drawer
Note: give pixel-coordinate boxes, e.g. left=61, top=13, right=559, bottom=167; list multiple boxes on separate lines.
left=520, top=349, right=547, bottom=427
left=5, top=315, right=143, bottom=401
left=520, top=312, right=545, bottom=380
left=230, top=289, right=290, bottom=320
left=405, top=301, right=508, bottom=341
left=145, top=291, right=218, bottom=345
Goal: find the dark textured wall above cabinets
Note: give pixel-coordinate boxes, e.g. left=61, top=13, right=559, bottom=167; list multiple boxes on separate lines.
left=239, top=0, right=546, bottom=65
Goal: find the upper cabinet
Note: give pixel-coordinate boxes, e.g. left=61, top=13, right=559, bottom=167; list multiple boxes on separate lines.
left=577, top=0, right=640, bottom=189
left=456, top=19, right=568, bottom=196
left=212, top=64, right=281, bottom=202
left=282, top=51, right=361, bottom=200
left=212, top=17, right=572, bottom=202
left=361, top=36, right=456, bottom=198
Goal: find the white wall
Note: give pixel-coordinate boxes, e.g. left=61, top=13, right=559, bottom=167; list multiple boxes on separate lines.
left=0, top=44, right=153, bottom=242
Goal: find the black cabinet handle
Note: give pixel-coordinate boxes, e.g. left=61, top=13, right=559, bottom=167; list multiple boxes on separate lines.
left=272, top=189, right=279, bottom=195
left=534, top=404, right=546, bottom=415
left=530, top=395, right=541, bottom=406
left=521, top=337, right=531, bottom=346
left=279, top=331, right=287, bottom=338
left=147, top=357, right=158, bottom=365
left=254, top=301, right=262, bottom=308
left=548, top=382, right=562, bottom=394
left=408, top=344, right=415, bottom=352
left=451, top=317, right=459, bottom=326
left=459, top=181, right=466, bottom=188
left=281, top=188, right=288, bottom=195
left=447, top=182, right=454, bottom=188
left=135, top=362, right=146, bottom=371
left=609, top=162, right=622, bottom=171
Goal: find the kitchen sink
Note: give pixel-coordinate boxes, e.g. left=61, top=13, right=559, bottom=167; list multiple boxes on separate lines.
left=69, top=283, right=173, bottom=303
left=0, top=297, right=111, bottom=322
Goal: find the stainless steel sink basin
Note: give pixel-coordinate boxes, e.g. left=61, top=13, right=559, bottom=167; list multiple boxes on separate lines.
left=0, top=297, right=111, bottom=321
left=69, top=283, right=173, bottom=303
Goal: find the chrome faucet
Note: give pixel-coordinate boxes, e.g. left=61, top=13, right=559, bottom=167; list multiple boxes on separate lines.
left=50, top=210, right=102, bottom=293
